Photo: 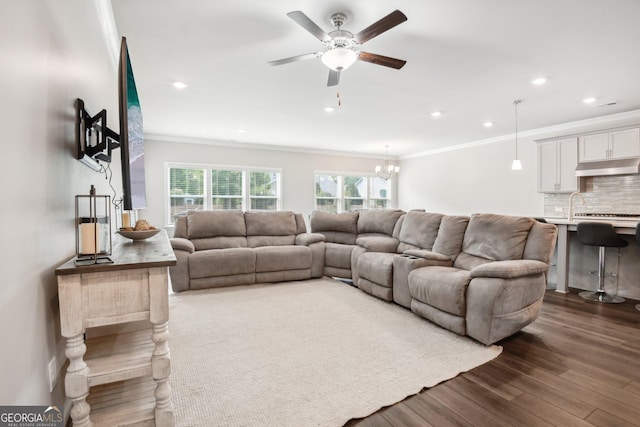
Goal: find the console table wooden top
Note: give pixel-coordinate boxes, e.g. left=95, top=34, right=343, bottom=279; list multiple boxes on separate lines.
left=55, top=229, right=176, bottom=276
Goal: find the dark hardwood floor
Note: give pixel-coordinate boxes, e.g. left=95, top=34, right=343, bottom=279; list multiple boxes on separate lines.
left=345, top=289, right=640, bottom=427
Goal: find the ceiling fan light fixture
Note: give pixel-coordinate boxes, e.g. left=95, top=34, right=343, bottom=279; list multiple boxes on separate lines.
left=321, top=48, right=357, bottom=71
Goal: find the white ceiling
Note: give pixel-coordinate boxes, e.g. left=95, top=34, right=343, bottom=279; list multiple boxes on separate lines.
left=109, top=0, right=640, bottom=158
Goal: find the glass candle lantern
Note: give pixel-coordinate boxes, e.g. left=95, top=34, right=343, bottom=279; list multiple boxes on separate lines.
left=75, top=185, right=113, bottom=265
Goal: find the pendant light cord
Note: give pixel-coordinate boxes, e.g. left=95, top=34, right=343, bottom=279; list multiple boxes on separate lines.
left=514, top=100, right=521, bottom=158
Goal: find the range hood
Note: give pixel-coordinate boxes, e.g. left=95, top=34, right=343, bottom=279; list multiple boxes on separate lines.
left=575, top=157, right=640, bottom=177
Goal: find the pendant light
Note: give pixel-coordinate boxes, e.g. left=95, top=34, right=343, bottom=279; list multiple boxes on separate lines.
left=511, top=100, right=523, bottom=170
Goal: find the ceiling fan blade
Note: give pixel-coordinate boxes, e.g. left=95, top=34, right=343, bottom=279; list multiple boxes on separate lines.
left=354, top=10, right=407, bottom=44
left=268, top=52, right=322, bottom=66
left=358, top=52, right=407, bottom=69
left=287, top=11, right=331, bottom=42
left=327, top=70, right=340, bottom=87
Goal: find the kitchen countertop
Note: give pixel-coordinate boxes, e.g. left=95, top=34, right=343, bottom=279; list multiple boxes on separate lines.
left=544, top=217, right=638, bottom=232
left=544, top=216, right=638, bottom=294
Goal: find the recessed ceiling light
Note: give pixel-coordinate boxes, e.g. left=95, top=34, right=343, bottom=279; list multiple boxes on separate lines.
left=582, top=97, right=596, bottom=104
left=430, top=111, right=442, bottom=117
left=172, top=81, right=187, bottom=89
left=531, top=77, right=547, bottom=85
left=483, top=121, right=494, bottom=128
left=323, top=107, right=335, bottom=113
left=237, top=129, right=247, bottom=134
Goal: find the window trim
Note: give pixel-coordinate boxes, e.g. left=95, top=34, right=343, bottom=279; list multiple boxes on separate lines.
left=165, top=162, right=282, bottom=225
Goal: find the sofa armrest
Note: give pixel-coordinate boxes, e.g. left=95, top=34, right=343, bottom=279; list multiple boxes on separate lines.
left=403, top=249, right=451, bottom=262
left=295, top=232, right=325, bottom=246
left=470, top=260, right=549, bottom=279
left=356, top=236, right=399, bottom=253
left=171, top=237, right=195, bottom=254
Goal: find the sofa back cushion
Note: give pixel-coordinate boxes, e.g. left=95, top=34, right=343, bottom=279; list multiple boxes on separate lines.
left=294, top=213, right=307, bottom=234
left=357, top=209, right=404, bottom=236
left=245, top=211, right=297, bottom=248
left=310, top=210, right=359, bottom=244
left=453, top=213, right=534, bottom=270
left=397, top=211, right=444, bottom=252
left=522, top=221, right=558, bottom=264
left=432, top=215, right=469, bottom=260
left=173, top=215, right=188, bottom=239
left=187, top=210, right=246, bottom=239
left=185, top=210, right=248, bottom=250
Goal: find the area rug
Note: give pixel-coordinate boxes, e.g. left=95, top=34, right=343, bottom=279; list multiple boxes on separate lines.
left=168, top=277, right=502, bottom=426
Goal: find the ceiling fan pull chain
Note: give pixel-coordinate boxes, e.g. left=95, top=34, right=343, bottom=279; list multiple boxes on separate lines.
left=337, top=90, right=341, bottom=107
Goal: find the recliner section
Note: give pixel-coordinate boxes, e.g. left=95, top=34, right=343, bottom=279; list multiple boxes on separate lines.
left=348, top=212, right=557, bottom=345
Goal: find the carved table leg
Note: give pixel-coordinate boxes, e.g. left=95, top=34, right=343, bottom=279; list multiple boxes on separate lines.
left=65, top=334, right=92, bottom=427
left=152, top=320, right=174, bottom=426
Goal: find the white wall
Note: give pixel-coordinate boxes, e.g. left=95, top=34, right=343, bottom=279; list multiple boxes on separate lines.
left=398, top=137, right=542, bottom=216
left=397, top=112, right=640, bottom=216
left=142, top=138, right=394, bottom=228
left=0, top=0, right=117, bottom=405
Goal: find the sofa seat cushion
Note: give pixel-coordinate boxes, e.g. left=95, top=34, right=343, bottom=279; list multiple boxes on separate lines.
left=358, top=252, right=395, bottom=288
left=247, top=235, right=296, bottom=248
left=408, top=266, right=471, bottom=316
left=255, top=246, right=311, bottom=273
left=189, top=248, right=255, bottom=279
left=355, top=236, right=399, bottom=253
left=192, top=236, right=248, bottom=251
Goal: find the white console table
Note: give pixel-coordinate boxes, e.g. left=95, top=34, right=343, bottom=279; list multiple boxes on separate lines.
left=55, top=230, right=176, bottom=427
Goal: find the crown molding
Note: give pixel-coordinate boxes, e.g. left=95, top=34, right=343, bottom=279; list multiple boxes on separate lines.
left=144, top=133, right=394, bottom=160
left=402, top=109, right=640, bottom=159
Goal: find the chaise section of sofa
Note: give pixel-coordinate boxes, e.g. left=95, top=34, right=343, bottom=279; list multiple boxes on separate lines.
left=169, top=210, right=325, bottom=292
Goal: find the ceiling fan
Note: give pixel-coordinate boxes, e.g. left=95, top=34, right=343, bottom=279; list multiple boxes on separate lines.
left=268, top=10, right=408, bottom=86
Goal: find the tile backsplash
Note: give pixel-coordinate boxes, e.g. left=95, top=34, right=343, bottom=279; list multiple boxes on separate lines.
left=544, top=174, right=640, bottom=217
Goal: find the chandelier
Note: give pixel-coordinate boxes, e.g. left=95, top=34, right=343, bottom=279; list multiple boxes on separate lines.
left=375, top=145, right=400, bottom=180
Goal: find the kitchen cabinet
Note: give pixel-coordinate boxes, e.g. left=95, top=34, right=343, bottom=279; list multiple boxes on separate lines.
left=538, top=137, right=578, bottom=193
left=578, top=128, right=640, bottom=162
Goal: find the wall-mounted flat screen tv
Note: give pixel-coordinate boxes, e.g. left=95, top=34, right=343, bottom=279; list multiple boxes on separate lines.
left=119, top=36, right=146, bottom=211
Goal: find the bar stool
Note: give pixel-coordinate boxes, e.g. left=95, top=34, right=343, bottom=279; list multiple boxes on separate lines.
left=576, top=222, right=626, bottom=303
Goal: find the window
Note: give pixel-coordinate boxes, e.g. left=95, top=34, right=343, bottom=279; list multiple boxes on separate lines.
left=314, top=174, right=339, bottom=213
left=250, top=171, right=279, bottom=210
left=169, top=166, right=205, bottom=221
left=167, top=164, right=281, bottom=224
left=211, top=170, right=243, bottom=209
left=314, top=172, right=391, bottom=213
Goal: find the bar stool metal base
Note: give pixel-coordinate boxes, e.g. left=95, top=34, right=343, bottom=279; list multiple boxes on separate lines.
left=579, top=290, right=625, bottom=304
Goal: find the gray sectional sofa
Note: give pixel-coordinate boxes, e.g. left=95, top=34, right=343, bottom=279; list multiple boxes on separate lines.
left=169, top=208, right=557, bottom=345
left=169, top=210, right=325, bottom=292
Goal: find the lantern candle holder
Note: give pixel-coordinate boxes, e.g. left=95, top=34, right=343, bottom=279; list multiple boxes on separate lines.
left=75, top=185, right=113, bottom=265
